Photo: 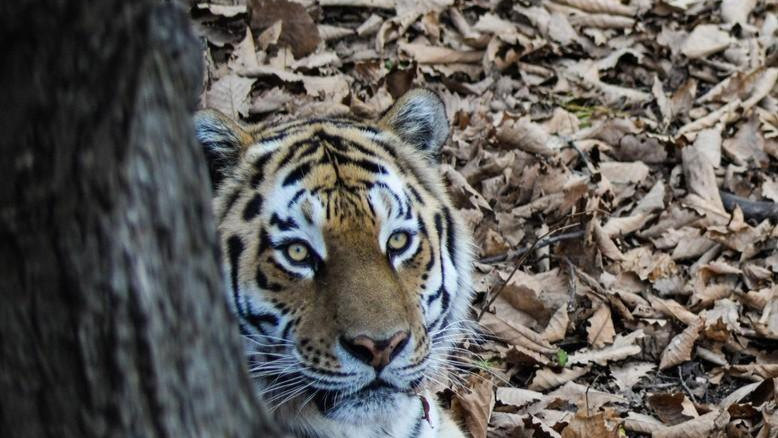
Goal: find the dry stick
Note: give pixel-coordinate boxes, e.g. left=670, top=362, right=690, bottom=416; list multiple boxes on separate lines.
left=479, top=229, right=586, bottom=264
left=678, top=367, right=698, bottom=404
left=476, top=225, right=584, bottom=321
left=719, top=190, right=778, bottom=222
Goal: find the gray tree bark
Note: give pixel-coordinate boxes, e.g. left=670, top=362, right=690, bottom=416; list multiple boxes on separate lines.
left=0, top=1, right=282, bottom=436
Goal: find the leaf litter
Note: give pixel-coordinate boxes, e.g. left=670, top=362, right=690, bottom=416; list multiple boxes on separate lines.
left=192, top=0, right=778, bottom=436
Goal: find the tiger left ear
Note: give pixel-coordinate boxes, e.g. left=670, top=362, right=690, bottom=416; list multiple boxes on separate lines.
left=194, top=109, right=253, bottom=188
left=379, top=89, right=449, bottom=160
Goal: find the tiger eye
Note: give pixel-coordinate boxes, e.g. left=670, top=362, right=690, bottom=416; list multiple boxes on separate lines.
left=286, top=243, right=309, bottom=262
left=387, top=231, right=409, bottom=251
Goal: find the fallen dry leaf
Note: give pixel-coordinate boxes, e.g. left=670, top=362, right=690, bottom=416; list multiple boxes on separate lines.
left=205, top=74, right=256, bottom=119
left=560, top=407, right=621, bottom=438
left=659, top=318, right=704, bottom=370
left=586, top=303, right=616, bottom=348
left=452, top=375, right=494, bottom=438
left=248, top=0, right=321, bottom=58
left=654, top=410, right=728, bottom=438
left=528, top=366, right=591, bottom=392
left=194, top=1, right=778, bottom=435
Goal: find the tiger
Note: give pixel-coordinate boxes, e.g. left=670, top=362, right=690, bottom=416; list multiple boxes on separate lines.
left=194, top=89, right=474, bottom=438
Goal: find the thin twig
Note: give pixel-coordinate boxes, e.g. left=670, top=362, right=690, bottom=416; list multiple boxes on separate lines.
left=476, top=225, right=584, bottom=321
left=563, top=257, right=577, bottom=311
left=678, top=367, right=698, bottom=404
left=479, top=229, right=585, bottom=264
left=565, top=138, right=595, bottom=175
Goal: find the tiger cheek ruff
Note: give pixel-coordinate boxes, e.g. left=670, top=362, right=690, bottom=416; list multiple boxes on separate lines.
left=195, top=89, right=474, bottom=438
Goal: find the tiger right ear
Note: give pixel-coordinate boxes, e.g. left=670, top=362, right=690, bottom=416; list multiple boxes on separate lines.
left=194, top=109, right=252, bottom=187
left=379, top=89, right=449, bottom=161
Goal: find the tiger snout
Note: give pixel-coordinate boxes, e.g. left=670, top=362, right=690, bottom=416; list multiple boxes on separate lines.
left=298, top=230, right=429, bottom=377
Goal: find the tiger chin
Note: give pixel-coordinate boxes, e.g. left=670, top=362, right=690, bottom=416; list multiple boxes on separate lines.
left=195, top=89, right=474, bottom=438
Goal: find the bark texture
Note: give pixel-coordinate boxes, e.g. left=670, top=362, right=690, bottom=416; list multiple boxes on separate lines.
left=0, top=1, right=282, bottom=436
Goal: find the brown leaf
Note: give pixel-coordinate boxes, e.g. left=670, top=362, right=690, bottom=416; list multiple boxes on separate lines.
left=542, top=305, right=569, bottom=343
left=399, top=42, right=483, bottom=64
left=570, top=330, right=643, bottom=366
left=587, top=303, right=616, bottom=348
left=659, top=318, right=704, bottom=370
left=249, top=0, right=321, bottom=58
left=593, top=221, right=624, bottom=261
left=649, top=296, right=699, bottom=326
left=495, top=387, right=543, bottom=408
left=554, top=0, right=635, bottom=16
left=528, top=366, right=590, bottom=392
left=648, top=392, right=697, bottom=426
left=496, top=117, right=563, bottom=156
left=623, top=412, right=667, bottom=435
left=598, top=161, right=649, bottom=185
left=206, top=74, right=256, bottom=119
left=480, top=312, right=557, bottom=356
left=681, top=24, right=732, bottom=59
left=653, top=410, right=728, bottom=438
left=610, top=361, right=656, bottom=391
left=452, top=375, right=494, bottom=438
left=682, top=143, right=725, bottom=213
left=560, top=407, right=621, bottom=438
left=548, top=381, right=627, bottom=410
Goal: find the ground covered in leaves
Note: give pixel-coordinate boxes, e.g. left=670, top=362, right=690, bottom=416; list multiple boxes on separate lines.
left=191, top=0, right=778, bottom=436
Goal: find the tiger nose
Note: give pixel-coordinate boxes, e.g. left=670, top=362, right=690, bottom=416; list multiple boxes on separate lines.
left=340, top=331, right=410, bottom=370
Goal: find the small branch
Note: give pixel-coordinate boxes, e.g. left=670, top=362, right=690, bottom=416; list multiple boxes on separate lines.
left=719, top=190, right=778, bottom=222
left=476, top=226, right=584, bottom=322
left=479, top=230, right=585, bottom=264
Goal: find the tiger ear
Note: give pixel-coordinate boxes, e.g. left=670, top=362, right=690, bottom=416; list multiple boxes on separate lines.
left=379, top=89, right=449, bottom=160
left=194, top=109, right=253, bottom=187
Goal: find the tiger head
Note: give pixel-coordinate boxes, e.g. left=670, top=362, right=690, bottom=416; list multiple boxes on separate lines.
left=195, top=90, right=473, bottom=425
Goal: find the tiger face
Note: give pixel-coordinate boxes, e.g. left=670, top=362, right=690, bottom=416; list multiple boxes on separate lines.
left=195, top=90, right=473, bottom=429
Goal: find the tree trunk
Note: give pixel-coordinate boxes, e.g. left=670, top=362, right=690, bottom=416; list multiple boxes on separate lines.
left=0, top=1, right=282, bottom=436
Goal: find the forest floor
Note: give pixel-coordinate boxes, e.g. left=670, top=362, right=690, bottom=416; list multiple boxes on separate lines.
left=191, top=0, right=778, bottom=436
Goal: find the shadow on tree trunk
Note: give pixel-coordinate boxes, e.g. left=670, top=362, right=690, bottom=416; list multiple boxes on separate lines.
left=0, top=1, right=284, bottom=436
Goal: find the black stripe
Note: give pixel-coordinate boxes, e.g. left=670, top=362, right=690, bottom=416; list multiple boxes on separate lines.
left=296, top=141, right=321, bottom=160
left=439, top=286, right=450, bottom=315
left=408, top=186, right=424, bottom=204
left=258, top=230, right=272, bottom=253
left=245, top=311, right=278, bottom=331
left=323, top=149, right=388, bottom=175
left=269, top=258, right=303, bottom=279
left=269, top=213, right=298, bottom=231
left=281, top=318, right=295, bottom=340
left=256, top=267, right=283, bottom=292
left=277, top=138, right=315, bottom=169
left=426, top=286, right=444, bottom=306
left=250, top=153, right=273, bottom=189
left=375, top=181, right=405, bottom=217
left=434, top=213, right=443, bottom=241
left=242, top=193, right=263, bottom=221
left=431, top=316, right=451, bottom=344
left=287, top=188, right=306, bottom=208
left=417, top=217, right=428, bottom=236
left=282, top=160, right=313, bottom=186
left=319, top=131, right=380, bottom=158
left=442, top=207, right=457, bottom=269
left=220, top=190, right=242, bottom=222
left=408, top=409, right=424, bottom=438
left=227, top=235, right=244, bottom=315
left=403, top=241, right=424, bottom=269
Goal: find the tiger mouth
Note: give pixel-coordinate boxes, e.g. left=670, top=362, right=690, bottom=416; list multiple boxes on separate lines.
left=312, top=377, right=423, bottom=414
